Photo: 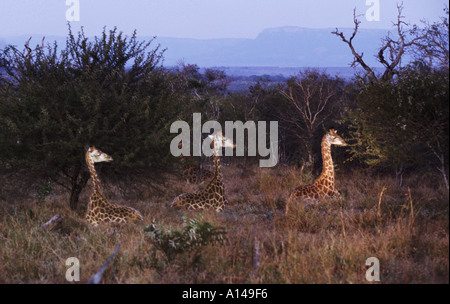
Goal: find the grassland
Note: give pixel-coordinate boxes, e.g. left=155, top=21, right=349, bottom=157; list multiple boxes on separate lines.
left=0, top=164, right=448, bottom=284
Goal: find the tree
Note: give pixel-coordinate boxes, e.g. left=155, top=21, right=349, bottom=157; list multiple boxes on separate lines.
left=345, top=63, right=449, bottom=187
left=173, top=63, right=230, bottom=121
left=278, top=69, right=346, bottom=167
left=0, top=26, right=187, bottom=209
left=341, top=6, right=449, bottom=187
left=332, top=4, right=426, bottom=82
left=220, top=81, right=266, bottom=169
left=410, top=7, right=449, bottom=69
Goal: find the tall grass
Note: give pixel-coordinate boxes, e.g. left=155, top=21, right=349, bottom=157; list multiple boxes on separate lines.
left=0, top=165, right=448, bottom=283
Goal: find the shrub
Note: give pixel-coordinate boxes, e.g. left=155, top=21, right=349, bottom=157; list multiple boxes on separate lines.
left=144, top=215, right=227, bottom=262
left=0, top=26, right=189, bottom=208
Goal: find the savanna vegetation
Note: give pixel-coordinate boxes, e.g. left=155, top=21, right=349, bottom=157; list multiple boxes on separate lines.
left=0, top=7, right=448, bottom=284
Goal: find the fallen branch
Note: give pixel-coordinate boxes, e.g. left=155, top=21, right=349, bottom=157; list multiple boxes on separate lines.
left=377, top=187, right=387, bottom=219
left=87, top=243, right=120, bottom=284
left=252, top=236, right=261, bottom=280
left=37, top=214, right=62, bottom=231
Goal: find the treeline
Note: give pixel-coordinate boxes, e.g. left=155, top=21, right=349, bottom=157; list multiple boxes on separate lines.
left=0, top=7, right=448, bottom=208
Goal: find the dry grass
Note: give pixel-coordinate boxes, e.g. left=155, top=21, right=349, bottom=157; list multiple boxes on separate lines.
left=0, top=164, right=448, bottom=284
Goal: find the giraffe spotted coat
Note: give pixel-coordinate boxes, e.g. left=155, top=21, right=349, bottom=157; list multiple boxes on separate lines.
left=286, top=129, right=347, bottom=213
left=170, top=132, right=235, bottom=212
left=85, top=146, right=143, bottom=226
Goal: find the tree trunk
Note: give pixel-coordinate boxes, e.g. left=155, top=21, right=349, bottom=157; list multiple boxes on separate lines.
left=428, top=142, right=449, bottom=191
left=304, top=139, right=315, bottom=171
left=69, top=164, right=91, bottom=210
left=437, top=152, right=449, bottom=191
left=395, top=164, right=405, bottom=187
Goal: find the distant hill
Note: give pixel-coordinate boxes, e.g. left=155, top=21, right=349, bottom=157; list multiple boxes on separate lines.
left=155, top=26, right=403, bottom=68
left=205, top=66, right=385, bottom=79
left=0, top=26, right=406, bottom=75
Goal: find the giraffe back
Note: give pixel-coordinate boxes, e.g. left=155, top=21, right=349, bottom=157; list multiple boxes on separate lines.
left=86, top=191, right=143, bottom=226
left=170, top=132, right=234, bottom=212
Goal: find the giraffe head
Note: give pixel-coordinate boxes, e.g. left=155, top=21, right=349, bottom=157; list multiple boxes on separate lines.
left=208, top=131, right=236, bottom=149
left=326, top=129, right=347, bottom=146
left=86, top=146, right=113, bottom=163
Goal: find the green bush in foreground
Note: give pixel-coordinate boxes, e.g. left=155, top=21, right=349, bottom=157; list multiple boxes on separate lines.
left=144, top=215, right=227, bottom=262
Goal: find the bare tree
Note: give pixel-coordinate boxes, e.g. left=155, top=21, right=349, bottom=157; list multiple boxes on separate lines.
left=279, top=69, right=345, bottom=167
left=332, top=4, right=426, bottom=82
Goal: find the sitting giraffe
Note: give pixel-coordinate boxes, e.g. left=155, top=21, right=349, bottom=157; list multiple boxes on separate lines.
left=85, top=146, right=143, bottom=226
left=285, top=129, right=347, bottom=214
left=171, top=131, right=235, bottom=211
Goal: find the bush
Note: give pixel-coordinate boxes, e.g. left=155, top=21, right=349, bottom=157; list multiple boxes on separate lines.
left=345, top=63, right=449, bottom=186
left=0, top=26, right=189, bottom=208
left=144, top=215, right=227, bottom=262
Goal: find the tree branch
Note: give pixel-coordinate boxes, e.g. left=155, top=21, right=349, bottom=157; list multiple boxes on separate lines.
left=87, top=243, right=120, bottom=284
left=332, top=8, right=377, bottom=81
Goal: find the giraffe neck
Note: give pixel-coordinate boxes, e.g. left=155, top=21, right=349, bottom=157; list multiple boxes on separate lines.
left=204, top=142, right=224, bottom=193
left=86, top=158, right=101, bottom=192
left=315, top=135, right=335, bottom=187
left=85, top=153, right=110, bottom=208
left=212, top=153, right=222, bottom=177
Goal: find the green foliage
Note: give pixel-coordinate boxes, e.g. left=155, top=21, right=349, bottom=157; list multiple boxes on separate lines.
left=345, top=63, right=449, bottom=172
left=37, top=181, right=53, bottom=204
left=171, top=63, right=230, bottom=121
left=0, top=26, right=189, bottom=208
left=144, top=215, right=227, bottom=262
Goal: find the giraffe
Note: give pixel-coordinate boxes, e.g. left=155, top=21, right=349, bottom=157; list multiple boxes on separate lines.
left=171, top=131, right=235, bottom=211
left=85, top=146, right=143, bottom=226
left=178, top=141, right=214, bottom=184
left=285, top=129, right=347, bottom=214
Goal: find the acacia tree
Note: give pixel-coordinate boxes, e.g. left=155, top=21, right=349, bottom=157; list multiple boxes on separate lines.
left=0, top=26, right=187, bottom=209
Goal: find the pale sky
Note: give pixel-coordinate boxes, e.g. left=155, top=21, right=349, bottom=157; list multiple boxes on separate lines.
left=0, top=0, right=447, bottom=39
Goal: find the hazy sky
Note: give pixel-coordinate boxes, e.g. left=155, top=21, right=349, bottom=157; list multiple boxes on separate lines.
left=0, top=0, right=447, bottom=39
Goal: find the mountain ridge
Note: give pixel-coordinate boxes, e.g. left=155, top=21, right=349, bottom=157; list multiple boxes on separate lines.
left=0, top=26, right=403, bottom=70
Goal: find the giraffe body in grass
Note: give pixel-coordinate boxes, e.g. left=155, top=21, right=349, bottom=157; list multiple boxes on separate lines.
left=286, top=129, right=347, bottom=214
left=85, top=146, right=143, bottom=226
left=171, top=132, right=235, bottom=212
